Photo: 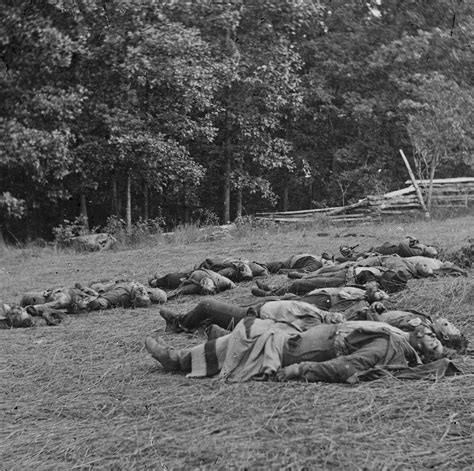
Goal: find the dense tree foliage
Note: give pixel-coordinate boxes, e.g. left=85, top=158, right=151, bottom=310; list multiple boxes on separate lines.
left=0, top=0, right=472, bottom=240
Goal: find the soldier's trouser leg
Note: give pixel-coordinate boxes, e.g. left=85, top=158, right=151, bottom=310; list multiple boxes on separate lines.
left=180, top=298, right=250, bottom=331
left=167, top=284, right=200, bottom=299
left=272, top=277, right=344, bottom=296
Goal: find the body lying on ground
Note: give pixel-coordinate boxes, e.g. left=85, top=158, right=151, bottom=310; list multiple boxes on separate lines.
left=149, top=258, right=268, bottom=290
left=165, top=269, right=236, bottom=299
left=195, top=258, right=268, bottom=282
left=149, top=272, right=190, bottom=290
left=20, top=281, right=166, bottom=315
left=353, top=254, right=466, bottom=277
left=251, top=262, right=410, bottom=296
left=86, top=281, right=166, bottom=310
left=145, top=318, right=460, bottom=383
left=159, top=284, right=387, bottom=333
left=1, top=302, right=64, bottom=328
left=360, top=305, right=468, bottom=353
left=21, top=286, right=97, bottom=313
left=265, top=254, right=334, bottom=274
left=158, top=289, right=465, bottom=354
left=404, top=256, right=467, bottom=277
left=370, top=237, right=438, bottom=258
left=159, top=296, right=346, bottom=334
left=257, top=252, right=467, bottom=297
left=337, top=237, right=438, bottom=262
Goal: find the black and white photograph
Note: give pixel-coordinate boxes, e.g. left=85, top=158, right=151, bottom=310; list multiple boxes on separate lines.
left=1, top=0, right=473, bottom=469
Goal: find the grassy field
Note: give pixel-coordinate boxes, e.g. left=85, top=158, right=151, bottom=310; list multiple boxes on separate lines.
left=1, top=216, right=473, bottom=470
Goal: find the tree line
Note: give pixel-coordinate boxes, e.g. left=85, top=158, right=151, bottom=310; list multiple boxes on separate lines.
left=1, top=0, right=473, bottom=241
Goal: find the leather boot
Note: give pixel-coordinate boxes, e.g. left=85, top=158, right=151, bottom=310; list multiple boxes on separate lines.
left=145, top=337, right=182, bottom=371
left=251, top=287, right=269, bottom=297
left=159, top=307, right=184, bottom=333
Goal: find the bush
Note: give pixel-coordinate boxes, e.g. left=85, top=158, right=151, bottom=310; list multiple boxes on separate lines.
left=192, top=208, right=220, bottom=227
left=52, top=216, right=89, bottom=247
left=103, top=215, right=166, bottom=246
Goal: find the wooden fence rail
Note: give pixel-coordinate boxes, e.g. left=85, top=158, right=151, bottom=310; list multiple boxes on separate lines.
left=255, top=177, right=474, bottom=224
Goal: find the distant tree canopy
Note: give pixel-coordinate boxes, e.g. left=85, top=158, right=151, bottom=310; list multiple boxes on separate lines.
left=0, top=0, right=473, bottom=240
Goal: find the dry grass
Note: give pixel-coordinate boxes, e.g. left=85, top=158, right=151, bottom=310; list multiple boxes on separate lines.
left=1, top=215, right=473, bottom=470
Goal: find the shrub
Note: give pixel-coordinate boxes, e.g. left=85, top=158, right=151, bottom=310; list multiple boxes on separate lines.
left=52, top=216, right=89, bottom=247
left=192, top=208, right=220, bottom=227
left=103, top=215, right=166, bottom=246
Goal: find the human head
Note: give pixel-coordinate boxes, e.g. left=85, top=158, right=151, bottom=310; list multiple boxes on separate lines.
left=236, top=262, right=253, bottom=281
left=365, top=282, right=389, bottom=303
left=147, top=288, right=167, bottom=304
left=423, top=246, right=438, bottom=258
left=369, top=301, right=387, bottom=314
left=200, top=277, right=216, bottom=295
left=321, top=255, right=335, bottom=267
left=6, top=304, right=34, bottom=328
left=131, top=283, right=152, bottom=308
left=70, top=289, right=92, bottom=312
left=415, top=263, right=434, bottom=278
left=409, top=325, right=443, bottom=363
left=431, top=317, right=469, bottom=353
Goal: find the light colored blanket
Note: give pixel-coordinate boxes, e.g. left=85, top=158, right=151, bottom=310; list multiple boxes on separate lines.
left=187, top=318, right=291, bottom=382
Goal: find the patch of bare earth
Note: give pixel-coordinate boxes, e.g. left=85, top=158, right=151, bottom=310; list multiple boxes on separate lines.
left=1, top=216, right=473, bottom=469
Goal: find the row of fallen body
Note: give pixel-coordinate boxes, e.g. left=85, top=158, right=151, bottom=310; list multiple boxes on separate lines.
left=2, top=237, right=472, bottom=384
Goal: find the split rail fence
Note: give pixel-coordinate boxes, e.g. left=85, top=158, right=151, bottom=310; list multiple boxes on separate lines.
left=255, top=177, right=474, bottom=224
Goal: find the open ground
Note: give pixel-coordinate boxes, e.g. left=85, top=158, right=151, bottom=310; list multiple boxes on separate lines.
left=1, top=216, right=473, bottom=470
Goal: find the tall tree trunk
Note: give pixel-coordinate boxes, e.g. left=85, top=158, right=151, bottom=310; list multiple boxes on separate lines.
left=111, top=175, right=119, bottom=215
left=223, top=144, right=231, bottom=224
left=282, top=178, right=289, bottom=212
left=235, top=158, right=243, bottom=219
left=222, top=91, right=232, bottom=224
left=80, top=192, right=89, bottom=232
left=236, top=188, right=242, bottom=219
left=183, top=184, right=191, bottom=224
left=143, top=182, right=149, bottom=220
left=117, top=196, right=122, bottom=218
left=126, top=171, right=132, bottom=233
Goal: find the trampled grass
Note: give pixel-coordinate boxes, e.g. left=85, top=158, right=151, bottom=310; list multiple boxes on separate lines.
left=1, top=215, right=473, bottom=469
